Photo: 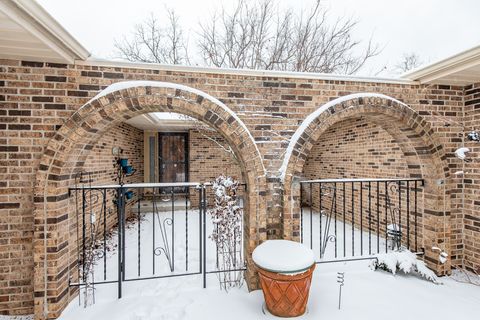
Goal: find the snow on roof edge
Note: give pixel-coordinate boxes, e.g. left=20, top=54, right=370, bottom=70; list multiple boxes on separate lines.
left=79, top=58, right=416, bottom=85
left=279, top=93, right=408, bottom=181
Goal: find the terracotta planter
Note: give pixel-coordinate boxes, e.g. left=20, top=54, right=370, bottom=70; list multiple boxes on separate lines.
left=256, top=264, right=316, bottom=317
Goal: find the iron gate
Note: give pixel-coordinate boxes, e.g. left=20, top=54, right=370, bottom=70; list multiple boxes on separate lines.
left=300, top=178, right=425, bottom=263
left=68, top=179, right=246, bottom=300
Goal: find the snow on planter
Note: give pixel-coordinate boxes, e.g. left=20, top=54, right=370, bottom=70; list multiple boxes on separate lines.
left=253, top=240, right=316, bottom=318
left=252, top=240, right=315, bottom=274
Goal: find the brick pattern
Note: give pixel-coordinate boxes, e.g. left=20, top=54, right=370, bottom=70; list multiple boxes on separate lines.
left=67, top=123, right=144, bottom=286
left=83, top=123, right=144, bottom=187
left=281, top=95, right=457, bottom=278
left=189, top=129, right=244, bottom=206
left=0, top=58, right=475, bottom=318
left=30, top=82, right=267, bottom=318
left=462, top=83, right=480, bottom=274
left=304, top=117, right=409, bottom=180
left=300, top=117, right=422, bottom=250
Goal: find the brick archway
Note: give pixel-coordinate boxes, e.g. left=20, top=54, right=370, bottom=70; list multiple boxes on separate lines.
left=33, top=81, right=267, bottom=319
left=281, top=93, right=451, bottom=275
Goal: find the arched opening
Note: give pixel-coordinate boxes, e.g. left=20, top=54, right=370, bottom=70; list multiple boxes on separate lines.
left=281, top=93, right=451, bottom=275
left=32, top=82, right=266, bottom=318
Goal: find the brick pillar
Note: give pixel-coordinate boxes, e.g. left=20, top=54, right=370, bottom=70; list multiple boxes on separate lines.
left=421, top=178, right=452, bottom=275
left=33, top=191, right=72, bottom=319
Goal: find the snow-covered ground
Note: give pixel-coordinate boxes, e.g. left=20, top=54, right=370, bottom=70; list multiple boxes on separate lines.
left=50, top=209, right=480, bottom=319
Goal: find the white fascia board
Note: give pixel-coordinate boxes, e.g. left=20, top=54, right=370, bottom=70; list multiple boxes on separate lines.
left=401, top=44, right=480, bottom=84
left=0, top=0, right=90, bottom=63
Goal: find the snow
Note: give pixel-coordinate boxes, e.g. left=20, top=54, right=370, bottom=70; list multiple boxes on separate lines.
left=454, top=147, right=470, bottom=160
left=387, top=223, right=400, bottom=232
left=301, top=178, right=419, bottom=184
left=279, top=93, right=409, bottom=181
left=71, top=182, right=201, bottom=189
left=86, top=81, right=266, bottom=173
left=450, top=269, right=480, bottom=286
left=44, top=207, right=480, bottom=320
left=372, top=250, right=439, bottom=283
left=252, top=240, right=315, bottom=273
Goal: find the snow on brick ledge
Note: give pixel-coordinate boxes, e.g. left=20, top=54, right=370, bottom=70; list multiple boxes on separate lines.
left=252, top=240, right=315, bottom=274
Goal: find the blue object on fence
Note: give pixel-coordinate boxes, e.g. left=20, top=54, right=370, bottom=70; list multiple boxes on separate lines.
left=125, top=190, right=134, bottom=200
left=119, top=158, right=128, bottom=167
left=123, top=165, right=134, bottom=175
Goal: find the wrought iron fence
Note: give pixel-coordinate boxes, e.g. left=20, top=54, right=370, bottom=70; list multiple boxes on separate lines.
left=68, top=181, right=246, bottom=301
left=300, top=178, right=424, bottom=263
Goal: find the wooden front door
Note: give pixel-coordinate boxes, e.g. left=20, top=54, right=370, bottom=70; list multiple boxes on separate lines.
left=158, top=133, right=189, bottom=188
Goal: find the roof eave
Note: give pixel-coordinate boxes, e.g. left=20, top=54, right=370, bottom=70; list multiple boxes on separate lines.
left=0, top=0, right=90, bottom=63
left=400, top=44, right=480, bottom=84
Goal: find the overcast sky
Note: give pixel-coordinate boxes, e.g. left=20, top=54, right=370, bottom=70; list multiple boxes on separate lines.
left=37, top=0, right=480, bottom=77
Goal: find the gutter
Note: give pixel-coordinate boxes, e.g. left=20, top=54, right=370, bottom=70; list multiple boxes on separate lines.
left=79, top=58, right=417, bottom=85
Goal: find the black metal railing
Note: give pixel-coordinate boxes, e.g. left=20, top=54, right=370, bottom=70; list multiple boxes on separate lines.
left=68, top=181, right=246, bottom=300
left=300, top=178, right=424, bottom=263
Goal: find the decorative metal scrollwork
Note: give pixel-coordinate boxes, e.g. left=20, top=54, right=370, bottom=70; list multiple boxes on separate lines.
left=320, top=183, right=338, bottom=258
left=385, top=181, right=403, bottom=250
left=153, top=201, right=174, bottom=272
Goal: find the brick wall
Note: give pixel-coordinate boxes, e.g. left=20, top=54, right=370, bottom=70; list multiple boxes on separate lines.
left=0, top=58, right=475, bottom=317
left=304, top=117, right=409, bottom=181
left=301, top=117, right=421, bottom=252
left=66, top=122, right=145, bottom=310
left=83, top=122, right=144, bottom=187
left=189, top=128, right=244, bottom=206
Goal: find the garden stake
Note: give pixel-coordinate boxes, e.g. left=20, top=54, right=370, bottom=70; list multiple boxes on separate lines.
left=337, top=272, right=345, bottom=309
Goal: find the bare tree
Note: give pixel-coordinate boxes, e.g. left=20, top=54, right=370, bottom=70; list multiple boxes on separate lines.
left=395, top=53, right=422, bottom=73
left=115, top=0, right=379, bottom=74
left=197, top=0, right=380, bottom=74
left=114, top=9, right=189, bottom=65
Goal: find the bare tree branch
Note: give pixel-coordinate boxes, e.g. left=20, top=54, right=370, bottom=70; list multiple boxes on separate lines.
left=114, top=9, right=189, bottom=65
left=115, top=0, right=380, bottom=74
left=395, top=52, right=423, bottom=73
left=198, top=0, right=380, bottom=74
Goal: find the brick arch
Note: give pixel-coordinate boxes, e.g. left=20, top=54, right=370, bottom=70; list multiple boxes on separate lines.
left=281, top=93, right=451, bottom=275
left=33, top=81, right=267, bottom=319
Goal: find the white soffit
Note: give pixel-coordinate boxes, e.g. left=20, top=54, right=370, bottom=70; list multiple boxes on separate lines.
left=401, top=44, right=480, bottom=86
left=0, top=0, right=89, bottom=63
left=125, top=112, right=197, bottom=131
